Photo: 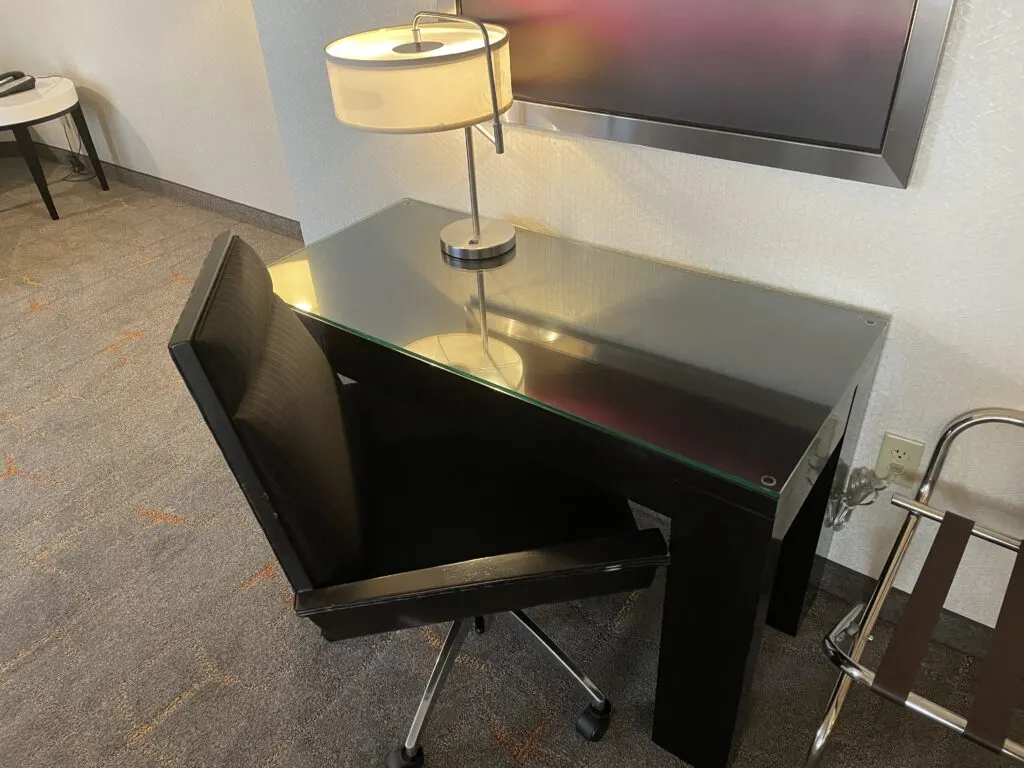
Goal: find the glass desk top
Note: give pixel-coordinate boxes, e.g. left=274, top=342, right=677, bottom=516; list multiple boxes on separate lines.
left=269, top=200, right=887, bottom=498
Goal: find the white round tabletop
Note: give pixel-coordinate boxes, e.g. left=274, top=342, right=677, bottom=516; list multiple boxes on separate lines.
left=0, top=76, right=78, bottom=128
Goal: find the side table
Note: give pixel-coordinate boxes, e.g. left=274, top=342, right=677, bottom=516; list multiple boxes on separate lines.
left=0, top=76, right=109, bottom=219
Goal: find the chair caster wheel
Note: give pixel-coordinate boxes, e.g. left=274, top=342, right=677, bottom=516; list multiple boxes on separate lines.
left=576, top=701, right=611, bottom=742
left=386, top=746, right=423, bottom=768
left=474, top=616, right=488, bottom=635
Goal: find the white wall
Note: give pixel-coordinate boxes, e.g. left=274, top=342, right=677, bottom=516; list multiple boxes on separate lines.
left=1, top=0, right=295, bottom=218
left=251, top=0, right=1024, bottom=626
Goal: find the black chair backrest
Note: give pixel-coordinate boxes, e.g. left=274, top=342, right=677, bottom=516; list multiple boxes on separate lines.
left=169, top=232, right=364, bottom=590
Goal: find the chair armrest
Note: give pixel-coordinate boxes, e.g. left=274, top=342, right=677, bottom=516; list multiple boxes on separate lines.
left=295, top=529, right=668, bottom=636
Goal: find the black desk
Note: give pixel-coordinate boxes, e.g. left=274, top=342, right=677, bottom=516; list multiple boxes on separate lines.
left=268, top=200, right=888, bottom=768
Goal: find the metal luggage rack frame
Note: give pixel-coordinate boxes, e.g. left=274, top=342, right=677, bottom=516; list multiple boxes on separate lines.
left=808, top=408, right=1024, bottom=765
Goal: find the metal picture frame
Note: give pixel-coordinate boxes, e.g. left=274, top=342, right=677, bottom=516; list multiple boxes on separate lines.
left=444, top=0, right=957, bottom=188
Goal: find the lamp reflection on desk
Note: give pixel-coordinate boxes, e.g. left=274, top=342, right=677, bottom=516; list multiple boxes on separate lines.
left=268, top=258, right=319, bottom=315
left=406, top=332, right=524, bottom=391
left=405, top=258, right=524, bottom=392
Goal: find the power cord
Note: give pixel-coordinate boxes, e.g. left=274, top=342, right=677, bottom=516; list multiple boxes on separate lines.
left=26, top=73, right=98, bottom=184
left=59, top=115, right=94, bottom=180
left=829, top=466, right=895, bottom=532
left=51, top=114, right=96, bottom=183
left=34, top=115, right=96, bottom=185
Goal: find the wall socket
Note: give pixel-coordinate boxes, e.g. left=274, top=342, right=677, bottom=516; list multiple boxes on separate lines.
left=875, top=432, right=926, bottom=487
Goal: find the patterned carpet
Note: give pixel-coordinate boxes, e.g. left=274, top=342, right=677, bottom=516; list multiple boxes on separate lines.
left=0, top=155, right=1011, bottom=767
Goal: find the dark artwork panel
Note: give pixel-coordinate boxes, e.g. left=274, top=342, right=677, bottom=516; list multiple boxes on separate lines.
left=463, top=0, right=917, bottom=151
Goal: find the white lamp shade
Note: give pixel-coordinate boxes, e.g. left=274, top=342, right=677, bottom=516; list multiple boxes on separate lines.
left=325, top=21, right=512, bottom=134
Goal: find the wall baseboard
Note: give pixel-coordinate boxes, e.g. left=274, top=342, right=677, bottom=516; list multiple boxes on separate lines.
left=817, top=558, right=992, bottom=660
left=0, top=140, right=301, bottom=240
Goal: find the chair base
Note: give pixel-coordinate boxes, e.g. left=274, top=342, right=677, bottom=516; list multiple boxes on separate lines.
left=576, top=701, right=612, bottom=742
left=386, top=746, right=423, bottom=768
left=389, top=611, right=612, bottom=766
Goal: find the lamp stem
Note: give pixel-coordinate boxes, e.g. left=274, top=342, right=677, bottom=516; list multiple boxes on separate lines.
left=464, top=126, right=481, bottom=244
left=413, top=11, right=505, bottom=156
left=476, top=270, right=489, bottom=352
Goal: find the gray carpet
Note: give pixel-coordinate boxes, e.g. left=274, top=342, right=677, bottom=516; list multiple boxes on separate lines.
left=0, top=155, right=1013, bottom=767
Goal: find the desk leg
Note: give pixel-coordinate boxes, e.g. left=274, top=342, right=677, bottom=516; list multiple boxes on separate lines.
left=653, top=494, right=777, bottom=768
left=13, top=126, right=58, bottom=220
left=768, top=365, right=880, bottom=635
left=71, top=104, right=109, bottom=191
left=767, top=440, right=843, bottom=634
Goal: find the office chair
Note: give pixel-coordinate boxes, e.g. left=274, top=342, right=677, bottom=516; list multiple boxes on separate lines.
left=807, top=409, right=1024, bottom=766
left=169, top=233, right=669, bottom=767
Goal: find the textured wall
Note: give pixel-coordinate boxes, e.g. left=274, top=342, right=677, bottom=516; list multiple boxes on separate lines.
left=251, top=0, right=1024, bottom=626
left=0, top=0, right=295, bottom=217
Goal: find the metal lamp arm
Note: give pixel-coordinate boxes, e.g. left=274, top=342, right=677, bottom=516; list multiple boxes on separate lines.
left=411, top=10, right=505, bottom=153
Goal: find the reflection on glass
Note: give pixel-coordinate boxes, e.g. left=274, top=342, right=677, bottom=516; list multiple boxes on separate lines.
left=268, top=258, right=319, bottom=315
left=405, top=269, right=525, bottom=392
left=406, top=332, right=524, bottom=391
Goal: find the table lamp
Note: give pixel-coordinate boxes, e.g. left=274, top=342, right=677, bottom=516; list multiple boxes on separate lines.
left=326, top=11, right=516, bottom=260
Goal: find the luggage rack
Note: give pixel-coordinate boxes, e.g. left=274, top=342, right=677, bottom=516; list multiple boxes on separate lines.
left=807, top=408, right=1024, bottom=765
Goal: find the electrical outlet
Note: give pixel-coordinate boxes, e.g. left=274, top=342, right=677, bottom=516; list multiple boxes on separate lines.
left=875, top=432, right=925, bottom=487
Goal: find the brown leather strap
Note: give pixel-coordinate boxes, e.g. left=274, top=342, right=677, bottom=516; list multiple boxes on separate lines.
left=964, top=548, right=1024, bottom=752
left=871, top=511, right=973, bottom=704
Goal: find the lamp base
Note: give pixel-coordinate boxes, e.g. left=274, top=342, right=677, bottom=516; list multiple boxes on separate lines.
left=440, top=217, right=516, bottom=260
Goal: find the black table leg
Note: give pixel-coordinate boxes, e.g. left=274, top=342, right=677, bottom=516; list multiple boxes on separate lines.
left=13, top=125, right=58, bottom=220
left=653, top=492, right=778, bottom=768
left=767, top=361, right=880, bottom=636
left=767, top=438, right=844, bottom=634
left=70, top=103, right=109, bottom=191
